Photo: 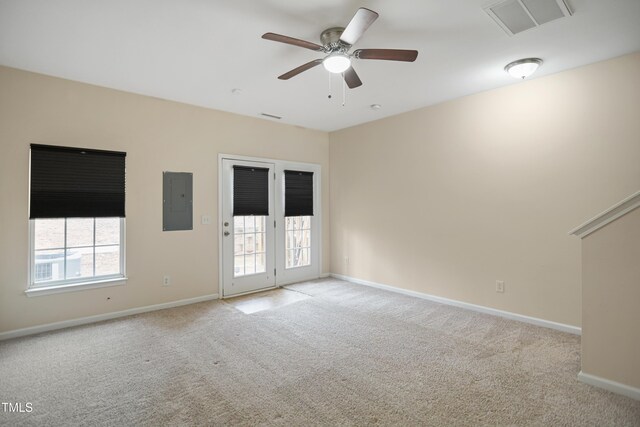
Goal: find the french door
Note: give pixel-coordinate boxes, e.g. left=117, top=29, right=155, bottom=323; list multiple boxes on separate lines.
left=220, top=156, right=320, bottom=298
left=221, top=159, right=275, bottom=297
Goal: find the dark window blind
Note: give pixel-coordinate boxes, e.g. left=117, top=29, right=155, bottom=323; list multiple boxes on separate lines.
left=284, top=170, right=313, bottom=217
left=30, top=144, right=126, bottom=219
left=233, top=166, right=269, bottom=216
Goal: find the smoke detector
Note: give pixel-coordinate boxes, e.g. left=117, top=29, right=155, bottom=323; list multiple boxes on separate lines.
left=484, top=0, right=572, bottom=36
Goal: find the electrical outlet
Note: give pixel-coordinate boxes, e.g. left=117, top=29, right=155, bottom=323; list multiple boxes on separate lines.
left=344, top=256, right=349, bottom=264
left=496, top=280, right=505, bottom=293
left=201, top=215, right=212, bottom=225
left=163, top=276, right=171, bottom=286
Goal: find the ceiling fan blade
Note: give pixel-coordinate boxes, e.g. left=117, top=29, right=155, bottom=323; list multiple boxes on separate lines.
left=339, top=8, right=379, bottom=46
left=343, top=67, right=362, bottom=89
left=278, top=59, right=323, bottom=80
left=262, top=32, right=324, bottom=52
left=354, top=49, right=418, bottom=62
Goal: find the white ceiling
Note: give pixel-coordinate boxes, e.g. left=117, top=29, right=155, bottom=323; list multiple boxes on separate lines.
left=1, top=0, right=639, bottom=131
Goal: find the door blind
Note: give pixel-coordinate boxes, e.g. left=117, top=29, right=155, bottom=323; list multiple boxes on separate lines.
left=284, top=170, right=313, bottom=217
left=233, top=166, right=269, bottom=216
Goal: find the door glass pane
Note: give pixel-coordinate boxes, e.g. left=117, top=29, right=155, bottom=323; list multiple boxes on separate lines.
left=245, top=254, right=256, bottom=275
left=255, top=233, right=265, bottom=253
left=245, top=216, right=256, bottom=232
left=301, top=229, right=311, bottom=247
left=244, top=233, right=255, bottom=254
left=234, top=216, right=267, bottom=277
left=234, top=255, right=245, bottom=276
left=234, top=234, right=244, bottom=256
left=285, top=215, right=311, bottom=269
left=256, top=253, right=266, bottom=273
left=234, top=216, right=244, bottom=233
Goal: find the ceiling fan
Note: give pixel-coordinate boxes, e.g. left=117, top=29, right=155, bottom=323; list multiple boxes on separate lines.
left=262, top=7, right=418, bottom=89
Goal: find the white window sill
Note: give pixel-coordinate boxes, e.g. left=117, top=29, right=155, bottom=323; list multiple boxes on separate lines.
left=25, top=277, right=127, bottom=297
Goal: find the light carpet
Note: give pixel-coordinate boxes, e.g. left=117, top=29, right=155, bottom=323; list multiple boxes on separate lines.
left=0, top=278, right=638, bottom=426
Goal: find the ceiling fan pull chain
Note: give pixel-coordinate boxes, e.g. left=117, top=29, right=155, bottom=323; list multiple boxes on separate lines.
left=342, top=75, right=346, bottom=107
left=328, top=73, right=332, bottom=100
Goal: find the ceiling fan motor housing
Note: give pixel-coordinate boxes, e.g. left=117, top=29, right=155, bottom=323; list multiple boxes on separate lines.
left=320, top=27, right=350, bottom=52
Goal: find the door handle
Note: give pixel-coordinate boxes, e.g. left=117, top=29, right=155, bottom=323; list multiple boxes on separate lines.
left=224, top=231, right=230, bottom=236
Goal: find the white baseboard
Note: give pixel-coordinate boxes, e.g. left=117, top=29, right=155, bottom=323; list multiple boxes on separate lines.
left=0, top=294, right=219, bottom=341
left=331, top=273, right=581, bottom=335
left=578, top=371, right=640, bottom=401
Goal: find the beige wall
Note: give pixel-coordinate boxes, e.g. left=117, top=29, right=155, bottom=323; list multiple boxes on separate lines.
left=329, top=53, right=640, bottom=327
left=2, top=53, right=639, bottom=334
left=0, top=66, right=329, bottom=333
left=581, top=207, right=640, bottom=388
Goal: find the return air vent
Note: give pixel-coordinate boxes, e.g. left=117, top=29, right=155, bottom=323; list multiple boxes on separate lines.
left=484, top=0, right=572, bottom=36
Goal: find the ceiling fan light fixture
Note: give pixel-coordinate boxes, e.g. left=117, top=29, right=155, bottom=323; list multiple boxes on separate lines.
left=323, top=53, right=351, bottom=73
left=505, top=58, right=542, bottom=79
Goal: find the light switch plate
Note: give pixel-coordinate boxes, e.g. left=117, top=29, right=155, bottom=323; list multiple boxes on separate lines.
left=201, top=215, right=212, bottom=225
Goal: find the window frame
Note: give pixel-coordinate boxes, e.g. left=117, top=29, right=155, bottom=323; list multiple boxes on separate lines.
left=26, top=217, right=127, bottom=297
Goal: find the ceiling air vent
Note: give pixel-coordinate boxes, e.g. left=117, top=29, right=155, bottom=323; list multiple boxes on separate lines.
left=484, top=0, right=572, bottom=36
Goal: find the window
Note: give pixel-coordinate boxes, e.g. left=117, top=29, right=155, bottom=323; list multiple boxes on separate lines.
left=284, top=170, right=313, bottom=269
left=285, top=216, right=311, bottom=269
left=29, top=144, right=126, bottom=292
left=234, top=216, right=267, bottom=277
left=231, top=165, right=269, bottom=278
left=31, top=218, right=124, bottom=287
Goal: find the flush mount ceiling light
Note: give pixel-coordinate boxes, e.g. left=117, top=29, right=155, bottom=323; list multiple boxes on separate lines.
left=323, top=53, right=351, bottom=74
left=505, top=58, right=543, bottom=79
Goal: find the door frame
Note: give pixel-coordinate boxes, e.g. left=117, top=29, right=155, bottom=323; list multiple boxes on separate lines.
left=217, top=153, right=322, bottom=298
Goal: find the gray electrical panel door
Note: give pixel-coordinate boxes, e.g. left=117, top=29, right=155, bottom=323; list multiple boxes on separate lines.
left=163, top=172, right=193, bottom=231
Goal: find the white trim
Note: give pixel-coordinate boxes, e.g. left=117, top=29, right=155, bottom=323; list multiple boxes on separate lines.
left=0, top=294, right=219, bottom=341
left=331, top=273, right=581, bottom=335
left=277, top=274, right=324, bottom=287
left=578, top=371, right=640, bottom=401
left=218, top=156, right=224, bottom=298
left=217, top=153, right=320, bottom=169
left=222, top=286, right=278, bottom=299
left=25, top=277, right=127, bottom=297
left=569, top=190, right=640, bottom=238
